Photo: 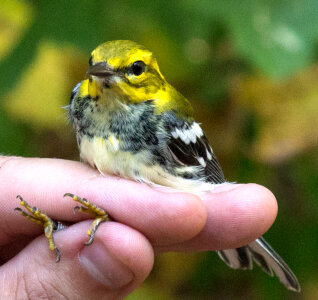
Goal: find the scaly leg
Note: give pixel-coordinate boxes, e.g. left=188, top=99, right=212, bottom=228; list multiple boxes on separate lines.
left=64, top=193, right=110, bottom=245
left=14, top=195, right=64, bottom=262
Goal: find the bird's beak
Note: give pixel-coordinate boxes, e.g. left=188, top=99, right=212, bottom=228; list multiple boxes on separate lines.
left=86, top=62, right=116, bottom=77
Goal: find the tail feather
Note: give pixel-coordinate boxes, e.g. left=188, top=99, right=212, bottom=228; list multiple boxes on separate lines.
left=218, top=247, right=253, bottom=270
left=249, top=247, right=274, bottom=276
left=217, top=237, right=300, bottom=292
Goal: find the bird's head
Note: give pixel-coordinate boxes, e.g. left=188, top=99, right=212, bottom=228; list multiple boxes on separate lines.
left=72, top=40, right=192, bottom=117
left=84, top=40, right=168, bottom=103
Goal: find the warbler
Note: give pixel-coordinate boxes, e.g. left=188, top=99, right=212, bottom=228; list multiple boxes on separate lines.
left=16, top=40, right=300, bottom=292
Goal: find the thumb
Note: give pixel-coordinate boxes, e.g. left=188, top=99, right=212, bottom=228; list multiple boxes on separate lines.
left=0, top=221, right=154, bottom=299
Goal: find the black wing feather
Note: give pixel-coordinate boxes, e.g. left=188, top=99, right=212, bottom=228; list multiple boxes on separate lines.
left=165, top=118, right=225, bottom=184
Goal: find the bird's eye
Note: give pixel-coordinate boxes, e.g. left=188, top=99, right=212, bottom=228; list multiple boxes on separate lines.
left=131, top=60, right=146, bottom=76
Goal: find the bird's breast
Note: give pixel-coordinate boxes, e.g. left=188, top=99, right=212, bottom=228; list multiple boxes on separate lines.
left=79, top=135, right=149, bottom=178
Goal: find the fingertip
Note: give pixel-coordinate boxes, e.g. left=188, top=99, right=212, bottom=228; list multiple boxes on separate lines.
left=211, top=183, right=279, bottom=248
left=225, top=184, right=278, bottom=237
left=165, top=183, right=280, bottom=252
left=90, top=222, right=154, bottom=287
left=243, top=183, right=278, bottom=227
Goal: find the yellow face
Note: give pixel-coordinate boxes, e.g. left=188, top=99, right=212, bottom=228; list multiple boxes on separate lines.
left=83, top=40, right=167, bottom=103
left=76, top=40, right=193, bottom=117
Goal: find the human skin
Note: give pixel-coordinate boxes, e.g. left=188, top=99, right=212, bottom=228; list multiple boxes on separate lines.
left=0, top=156, right=277, bottom=299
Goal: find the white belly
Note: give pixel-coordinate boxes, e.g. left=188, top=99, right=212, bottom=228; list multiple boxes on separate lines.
left=79, top=135, right=150, bottom=178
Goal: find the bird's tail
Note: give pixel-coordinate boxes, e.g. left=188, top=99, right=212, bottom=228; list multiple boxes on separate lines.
left=217, top=236, right=300, bottom=292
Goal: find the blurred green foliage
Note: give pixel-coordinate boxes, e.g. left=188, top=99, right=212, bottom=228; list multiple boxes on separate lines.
left=1, top=0, right=318, bottom=299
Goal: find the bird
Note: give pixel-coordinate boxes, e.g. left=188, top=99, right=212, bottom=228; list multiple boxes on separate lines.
left=16, top=40, right=300, bottom=292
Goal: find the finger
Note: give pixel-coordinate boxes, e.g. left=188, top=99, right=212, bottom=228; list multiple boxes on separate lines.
left=0, top=156, right=207, bottom=246
left=156, top=183, right=278, bottom=252
left=0, top=221, right=154, bottom=299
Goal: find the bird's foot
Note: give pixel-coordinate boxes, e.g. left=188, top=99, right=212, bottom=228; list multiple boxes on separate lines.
left=14, top=195, right=62, bottom=262
left=64, top=193, right=110, bottom=246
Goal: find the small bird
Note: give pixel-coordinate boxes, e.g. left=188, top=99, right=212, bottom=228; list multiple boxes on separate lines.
left=16, top=40, right=300, bottom=292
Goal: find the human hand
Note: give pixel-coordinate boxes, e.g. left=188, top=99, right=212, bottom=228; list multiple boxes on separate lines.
left=0, top=156, right=277, bottom=299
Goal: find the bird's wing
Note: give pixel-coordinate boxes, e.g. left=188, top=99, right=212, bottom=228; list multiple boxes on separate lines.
left=165, top=118, right=225, bottom=184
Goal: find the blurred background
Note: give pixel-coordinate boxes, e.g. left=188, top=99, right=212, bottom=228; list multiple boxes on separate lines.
left=1, top=0, right=317, bottom=299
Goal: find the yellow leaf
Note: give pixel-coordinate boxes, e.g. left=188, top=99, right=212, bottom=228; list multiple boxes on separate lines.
left=4, top=41, right=86, bottom=130
left=233, top=68, right=318, bottom=163
left=0, top=0, right=33, bottom=59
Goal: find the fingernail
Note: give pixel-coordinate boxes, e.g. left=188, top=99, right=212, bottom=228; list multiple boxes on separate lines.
left=79, top=242, right=134, bottom=289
